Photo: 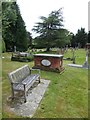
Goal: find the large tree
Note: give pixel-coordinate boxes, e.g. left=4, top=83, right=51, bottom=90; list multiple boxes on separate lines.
left=88, top=31, right=90, bottom=43
left=2, top=2, right=17, bottom=51
left=27, top=32, right=32, bottom=47
left=14, top=3, right=29, bottom=51
left=33, top=8, right=70, bottom=51
left=71, top=28, right=88, bottom=48
left=2, top=2, right=29, bottom=51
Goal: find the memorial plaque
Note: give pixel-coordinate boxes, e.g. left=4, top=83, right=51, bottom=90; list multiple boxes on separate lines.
left=41, top=59, right=51, bottom=66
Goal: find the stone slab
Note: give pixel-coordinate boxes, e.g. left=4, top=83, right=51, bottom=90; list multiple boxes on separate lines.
left=68, top=64, right=83, bottom=68
left=34, top=54, right=63, bottom=58
left=9, top=79, right=50, bottom=118
left=68, top=64, right=88, bottom=69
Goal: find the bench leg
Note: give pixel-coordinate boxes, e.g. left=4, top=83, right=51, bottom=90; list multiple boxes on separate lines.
left=11, top=85, right=14, bottom=100
left=23, top=85, right=27, bottom=102
left=23, top=91, right=26, bottom=102
left=38, top=76, right=40, bottom=83
left=12, top=91, right=14, bottom=100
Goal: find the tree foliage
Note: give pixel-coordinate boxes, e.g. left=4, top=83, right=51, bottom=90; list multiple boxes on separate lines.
left=27, top=32, right=32, bottom=47
left=2, top=2, right=29, bottom=52
left=88, top=31, right=90, bottom=43
left=2, top=2, right=17, bottom=51
left=33, top=8, right=70, bottom=50
left=71, top=28, right=88, bottom=48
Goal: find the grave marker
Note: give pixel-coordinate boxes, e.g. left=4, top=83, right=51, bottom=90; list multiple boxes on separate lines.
left=33, top=54, right=65, bottom=73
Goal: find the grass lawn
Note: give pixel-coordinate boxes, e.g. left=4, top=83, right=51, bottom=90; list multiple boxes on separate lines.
left=2, top=49, right=88, bottom=118
left=0, top=57, right=2, bottom=120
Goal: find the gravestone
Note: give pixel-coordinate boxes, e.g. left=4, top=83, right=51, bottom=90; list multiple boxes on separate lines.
left=14, top=46, right=16, bottom=52
left=83, top=50, right=88, bottom=68
left=71, top=48, right=76, bottom=64
left=66, top=45, right=68, bottom=52
left=83, top=43, right=90, bottom=69
left=57, top=48, right=65, bottom=55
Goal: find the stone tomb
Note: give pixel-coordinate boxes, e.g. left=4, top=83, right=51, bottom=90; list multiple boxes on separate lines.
left=33, top=54, right=65, bottom=72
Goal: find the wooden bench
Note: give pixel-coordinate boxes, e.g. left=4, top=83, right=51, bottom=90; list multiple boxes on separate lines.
left=8, top=65, right=40, bottom=102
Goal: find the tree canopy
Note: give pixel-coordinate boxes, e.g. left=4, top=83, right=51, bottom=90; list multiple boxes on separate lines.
left=71, top=28, right=88, bottom=48
left=88, top=31, right=90, bottom=43
left=2, top=2, right=30, bottom=52
left=2, top=3, right=88, bottom=52
left=32, top=8, right=71, bottom=50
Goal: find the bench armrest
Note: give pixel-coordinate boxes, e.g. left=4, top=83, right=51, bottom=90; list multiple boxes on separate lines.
left=30, top=68, right=40, bottom=74
left=11, top=82, right=26, bottom=91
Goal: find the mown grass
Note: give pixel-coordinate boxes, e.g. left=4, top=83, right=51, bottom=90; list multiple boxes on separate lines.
left=2, top=49, right=88, bottom=118
left=0, top=57, right=2, bottom=120
left=64, top=49, right=86, bottom=65
left=0, top=40, right=2, bottom=119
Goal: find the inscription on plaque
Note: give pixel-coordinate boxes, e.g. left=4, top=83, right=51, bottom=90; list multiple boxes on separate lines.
left=41, top=59, right=51, bottom=66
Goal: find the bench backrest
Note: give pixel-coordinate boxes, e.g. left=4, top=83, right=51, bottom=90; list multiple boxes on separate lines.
left=8, top=65, right=31, bottom=83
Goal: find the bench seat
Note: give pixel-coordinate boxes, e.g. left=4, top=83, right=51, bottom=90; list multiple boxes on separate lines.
left=13, top=74, right=40, bottom=91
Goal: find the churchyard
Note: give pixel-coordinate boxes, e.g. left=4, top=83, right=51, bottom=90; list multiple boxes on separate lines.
left=2, top=48, right=88, bottom=118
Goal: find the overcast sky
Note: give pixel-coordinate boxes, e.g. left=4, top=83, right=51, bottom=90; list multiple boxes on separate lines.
left=88, top=1, right=90, bottom=31
left=16, top=0, right=89, bottom=38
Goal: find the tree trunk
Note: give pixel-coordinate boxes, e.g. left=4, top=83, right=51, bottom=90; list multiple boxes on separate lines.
left=46, top=47, right=50, bottom=51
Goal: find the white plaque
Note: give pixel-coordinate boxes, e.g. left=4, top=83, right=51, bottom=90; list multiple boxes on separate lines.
left=41, top=59, right=51, bottom=66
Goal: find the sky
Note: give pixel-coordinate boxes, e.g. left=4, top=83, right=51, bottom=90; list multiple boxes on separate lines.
left=88, top=1, right=90, bottom=31
left=16, top=0, right=89, bottom=38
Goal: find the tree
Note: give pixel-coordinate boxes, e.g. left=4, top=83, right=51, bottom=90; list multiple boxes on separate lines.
left=33, top=8, right=70, bottom=51
left=14, top=3, right=29, bottom=51
left=2, top=2, right=17, bottom=51
left=71, top=28, right=88, bottom=48
left=27, top=32, right=32, bottom=47
left=70, top=34, right=78, bottom=47
left=57, top=29, right=73, bottom=47
left=88, top=31, right=90, bottom=43
left=2, top=2, right=29, bottom=51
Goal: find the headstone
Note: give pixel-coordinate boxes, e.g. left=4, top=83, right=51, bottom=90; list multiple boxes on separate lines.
left=83, top=50, right=88, bottom=68
left=83, top=43, right=90, bottom=69
left=56, top=48, right=60, bottom=54
left=72, top=48, right=76, bottom=64
left=14, top=46, right=16, bottom=52
left=61, top=48, right=65, bottom=54
left=66, top=45, right=68, bottom=52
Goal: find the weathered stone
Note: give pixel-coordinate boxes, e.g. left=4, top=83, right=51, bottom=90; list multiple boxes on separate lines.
left=9, top=79, right=50, bottom=118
